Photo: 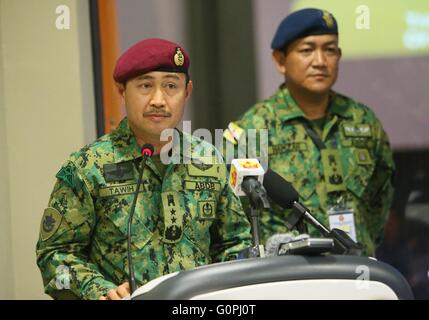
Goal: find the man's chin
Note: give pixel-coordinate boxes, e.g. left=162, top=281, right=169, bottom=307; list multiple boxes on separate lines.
left=146, top=124, right=176, bottom=137
left=306, top=84, right=332, bottom=95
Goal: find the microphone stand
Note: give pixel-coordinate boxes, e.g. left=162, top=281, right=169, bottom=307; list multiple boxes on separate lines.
left=128, top=145, right=153, bottom=295
left=286, top=201, right=362, bottom=255
left=241, top=177, right=270, bottom=258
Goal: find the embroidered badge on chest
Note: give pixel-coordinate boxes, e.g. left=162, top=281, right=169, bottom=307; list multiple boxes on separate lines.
left=103, top=161, right=134, bottom=182
left=198, top=200, right=216, bottom=220
left=354, top=149, right=372, bottom=165
left=342, top=123, right=372, bottom=138
left=187, top=163, right=220, bottom=177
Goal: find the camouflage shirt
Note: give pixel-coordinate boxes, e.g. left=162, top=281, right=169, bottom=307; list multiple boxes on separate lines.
left=226, top=86, right=395, bottom=256
left=36, top=118, right=252, bottom=300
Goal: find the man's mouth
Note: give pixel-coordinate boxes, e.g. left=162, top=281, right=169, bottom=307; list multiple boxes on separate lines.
left=309, top=74, right=329, bottom=78
left=143, top=111, right=171, bottom=118
left=143, top=112, right=171, bottom=122
left=144, top=114, right=168, bottom=117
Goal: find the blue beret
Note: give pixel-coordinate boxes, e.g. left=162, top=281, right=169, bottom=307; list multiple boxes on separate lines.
left=271, top=8, right=338, bottom=50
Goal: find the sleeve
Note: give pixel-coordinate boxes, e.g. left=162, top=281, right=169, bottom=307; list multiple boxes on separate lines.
left=209, top=166, right=252, bottom=262
left=36, top=161, right=117, bottom=300
left=361, top=121, right=395, bottom=247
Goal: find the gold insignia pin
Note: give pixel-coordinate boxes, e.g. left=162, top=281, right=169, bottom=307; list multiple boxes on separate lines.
left=322, top=11, right=334, bottom=29
left=174, top=47, right=184, bottom=66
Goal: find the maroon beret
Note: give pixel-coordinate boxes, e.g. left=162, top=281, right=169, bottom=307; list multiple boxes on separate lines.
left=113, top=38, right=190, bottom=83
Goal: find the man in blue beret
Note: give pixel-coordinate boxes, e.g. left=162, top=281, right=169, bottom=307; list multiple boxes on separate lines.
left=224, top=9, right=395, bottom=257
left=36, top=38, right=252, bottom=300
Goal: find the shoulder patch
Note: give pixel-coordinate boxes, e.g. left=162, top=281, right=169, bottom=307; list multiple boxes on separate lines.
left=56, top=164, right=82, bottom=190
left=40, top=207, right=63, bottom=241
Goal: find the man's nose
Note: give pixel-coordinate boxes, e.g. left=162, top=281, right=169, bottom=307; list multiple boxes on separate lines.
left=150, top=88, right=166, bottom=107
left=312, top=49, right=327, bottom=67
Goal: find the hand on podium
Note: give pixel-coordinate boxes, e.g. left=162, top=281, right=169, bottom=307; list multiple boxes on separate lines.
left=99, top=282, right=130, bottom=300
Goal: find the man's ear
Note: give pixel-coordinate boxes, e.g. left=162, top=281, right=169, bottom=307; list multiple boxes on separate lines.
left=338, top=47, right=342, bottom=60
left=116, top=82, right=126, bottom=97
left=185, top=80, right=193, bottom=99
left=272, top=50, right=287, bottom=75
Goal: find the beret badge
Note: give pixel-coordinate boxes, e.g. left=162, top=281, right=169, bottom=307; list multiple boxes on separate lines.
left=174, top=47, right=185, bottom=66
left=322, top=11, right=334, bottom=29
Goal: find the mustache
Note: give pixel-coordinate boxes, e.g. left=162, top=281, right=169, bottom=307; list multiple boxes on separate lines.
left=143, top=109, right=172, bottom=117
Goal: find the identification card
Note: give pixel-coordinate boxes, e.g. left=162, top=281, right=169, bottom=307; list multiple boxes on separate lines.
left=328, top=208, right=357, bottom=242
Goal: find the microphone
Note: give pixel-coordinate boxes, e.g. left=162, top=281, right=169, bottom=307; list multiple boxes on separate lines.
left=228, top=159, right=269, bottom=256
left=262, top=169, right=362, bottom=255
left=228, top=159, right=270, bottom=210
left=262, top=169, right=299, bottom=209
left=265, top=233, right=295, bottom=257
left=265, top=233, right=335, bottom=256
left=128, top=143, right=154, bottom=294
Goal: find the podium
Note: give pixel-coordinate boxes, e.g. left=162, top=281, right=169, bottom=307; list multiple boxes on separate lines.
left=130, top=255, right=413, bottom=300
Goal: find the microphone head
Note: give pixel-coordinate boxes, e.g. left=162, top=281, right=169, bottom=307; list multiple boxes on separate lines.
left=263, top=169, right=299, bottom=209
left=228, top=159, right=265, bottom=197
left=141, top=144, right=154, bottom=158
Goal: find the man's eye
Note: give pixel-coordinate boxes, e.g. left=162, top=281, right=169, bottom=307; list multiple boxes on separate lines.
left=326, top=47, right=338, bottom=54
left=300, top=48, right=313, bottom=53
left=166, top=83, right=177, bottom=89
left=139, top=83, right=152, bottom=89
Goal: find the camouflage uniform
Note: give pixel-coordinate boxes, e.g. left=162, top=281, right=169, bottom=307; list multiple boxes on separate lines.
left=226, top=86, right=395, bottom=256
left=36, top=118, right=252, bottom=300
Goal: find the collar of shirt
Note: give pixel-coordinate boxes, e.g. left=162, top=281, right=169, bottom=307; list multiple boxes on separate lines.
left=274, top=84, right=354, bottom=124
left=109, top=117, right=216, bottom=167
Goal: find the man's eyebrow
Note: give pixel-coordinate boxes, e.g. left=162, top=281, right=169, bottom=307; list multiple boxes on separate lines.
left=135, top=75, right=154, bottom=81
left=322, top=40, right=339, bottom=46
left=161, top=73, right=181, bottom=80
left=299, top=40, right=339, bottom=46
left=134, top=73, right=182, bottom=81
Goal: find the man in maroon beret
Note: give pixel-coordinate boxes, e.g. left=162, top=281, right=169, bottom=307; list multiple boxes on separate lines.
left=113, top=38, right=192, bottom=155
left=36, top=38, right=252, bottom=300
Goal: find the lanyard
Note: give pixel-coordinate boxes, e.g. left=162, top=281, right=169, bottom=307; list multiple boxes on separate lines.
left=302, top=120, right=346, bottom=195
left=302, top=122, right=327, bottom=151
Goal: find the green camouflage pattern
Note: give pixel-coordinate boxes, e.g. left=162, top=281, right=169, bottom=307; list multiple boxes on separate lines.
left=36, top=118, right=252, bottom=300
left=228, top=86, right=395, bottom=256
